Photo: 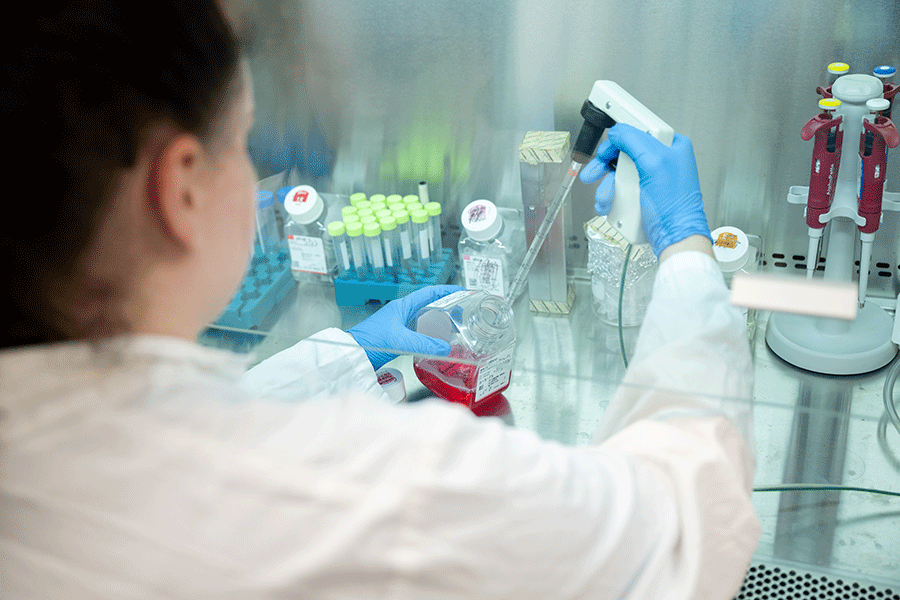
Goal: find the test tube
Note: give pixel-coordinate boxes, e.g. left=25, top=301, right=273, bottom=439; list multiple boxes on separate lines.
left=402, top=194, right=419, bottom=206
left=392, top=209, right=414, bottom=274
left=418, top=181, right=430, bottom=205
left=379, top=215, right=401, bottom=282
left=328, top=221, right=352, bottom=278
left=387, top=199, right=405, bottom=213
left=369, top=194, right=387, bottom=205
left=341, top=205, right=358, bottom=220
left=350, top=192, right=367, bottom=207
left=411, top=208, right=431, bottom=271
left=255, top=190, right=279, bottom=253
left=343, top=213, right=360, bottom=226
left=357, top=207, right=375, bottom=220
left=424, top=201, right=443, bottom=259
left=364, top=222, right=385, bottom=281
left=375, top=209, right=393, bottom=221
left=386, top=194, right=403, bottom=205
left=346, top=220, right=368, bottom=279
left=360, top=215, right=378, bottom=226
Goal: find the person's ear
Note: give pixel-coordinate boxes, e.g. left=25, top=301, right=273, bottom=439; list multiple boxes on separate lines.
left=146, top=132, right=207, bottom=250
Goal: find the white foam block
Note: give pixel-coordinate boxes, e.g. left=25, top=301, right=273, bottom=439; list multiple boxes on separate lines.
left=730, top=273, right=858, bottom=320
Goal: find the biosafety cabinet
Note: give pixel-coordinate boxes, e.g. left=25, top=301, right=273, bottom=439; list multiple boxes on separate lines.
left=203, top=0, right=900, bottom=593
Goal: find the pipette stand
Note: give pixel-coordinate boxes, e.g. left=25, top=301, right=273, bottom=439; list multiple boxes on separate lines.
left=767, top=73, right=899, bottom=375
left=519, top=131, right=576, bottom=315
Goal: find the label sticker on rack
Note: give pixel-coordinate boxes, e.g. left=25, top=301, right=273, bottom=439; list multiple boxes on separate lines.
left=475, top=345, right=515, bottom=401
left=462, top=255, right=505, bottom=297
left=287, top=235, right=328, bottom=274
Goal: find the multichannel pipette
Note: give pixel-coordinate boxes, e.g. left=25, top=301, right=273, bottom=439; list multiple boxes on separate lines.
left=506, top=81, right=674, bottom=305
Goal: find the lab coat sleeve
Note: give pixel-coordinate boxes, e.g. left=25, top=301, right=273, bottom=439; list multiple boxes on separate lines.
left=239, top=327, right=390, bottom=403
left=590, top=250, right=759, bottom=600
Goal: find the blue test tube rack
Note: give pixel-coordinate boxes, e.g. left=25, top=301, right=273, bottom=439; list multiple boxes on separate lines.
left=213, top=243, right=294, bottom=330
left=333, top=248, right=455, bottom=306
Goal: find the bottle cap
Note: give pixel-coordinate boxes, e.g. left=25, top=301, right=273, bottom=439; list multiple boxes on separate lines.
left=356, top=200, right=372, bottom=210
left=711, top=226, right=750, bottom=273
left=375, top=367, right=407, bottom=403
left=384, top=194, right=401, bottom=205
left=873, top=65, right=896, bottom=80
left=360, top=215, right=378, bottom=225
left=819, top=98, right=841, bottom=110
left=342, top=205, right=358, bottom=216
left=402, top=195, right=419, bottom=205
left=350, top=192, right=367, bottom=206
left=346, top=221, right=364, bottom=237
left=379, top=216, right=397, bottom=231
left=387, top=201, right=405, bottom=212
left=867, top=98, right=890, bottom=112
left=343, top=213, right=360, bottom=224
left=425, top=202, right=441, bottom=217
left=369, top=194, right=387, bottom=204
left=375, top=209, right=393, bottom=220
left=392, top=209, right=410, bottom=224
left=285, top=185, right=324, bottom=224
left=327, top=221, right=345, bottom=236
left=357, top=208, right=375, bottom=219
left=460, top=199, right=501, bottom=241
left=370, top=201, right=388, bottom=212
left=827, top=62, right=850, bottom=75
left=411, top=209, right=429, bottom=224
left=256, top=190, right=274, bottom=209
left=364, top=222, right=382, bottom=237
left=276, top=186, right=293, bottom=207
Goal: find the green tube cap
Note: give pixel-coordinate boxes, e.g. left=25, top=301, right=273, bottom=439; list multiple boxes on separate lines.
left=369, top=194, right=386, bottom=204
left=350, top=192, right=367, bottom=206
left=360, top=215, right=378, bottom=224
left=392, top=209, right=409, bottom=224
left=379, top=216, right=397, bottom=231
left=327, top=221, right=346, bottom=236
left=364, top=222, right=382, bottom=237
left=346, top=221, right=364, bottom=236
left=411, top=209, right=429, bottom=224
left=425, top=202, right=441, bottom=216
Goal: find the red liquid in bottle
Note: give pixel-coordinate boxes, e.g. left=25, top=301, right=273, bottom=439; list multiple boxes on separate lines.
left=414, top=346, right=511, bottom=407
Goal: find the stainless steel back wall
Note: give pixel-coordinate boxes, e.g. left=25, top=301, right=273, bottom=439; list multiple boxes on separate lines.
left=238, top=0, right=900, bottom=297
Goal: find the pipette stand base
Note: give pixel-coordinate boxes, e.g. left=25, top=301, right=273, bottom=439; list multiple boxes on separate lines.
left=766, top=306, right=897, bottom=375
left=333, top=248, right=455, bottom=306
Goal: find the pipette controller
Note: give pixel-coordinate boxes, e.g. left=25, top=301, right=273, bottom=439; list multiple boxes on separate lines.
left=506, top=81, right=674, bottom=304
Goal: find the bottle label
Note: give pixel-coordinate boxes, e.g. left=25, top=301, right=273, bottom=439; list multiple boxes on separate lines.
left=426, top=290, right=473, bottom=309
left=287, top=235, right=328, bottom=274
left=462, top=255, right=506, bottom=297
left=475, top=344, right=515, bottom=401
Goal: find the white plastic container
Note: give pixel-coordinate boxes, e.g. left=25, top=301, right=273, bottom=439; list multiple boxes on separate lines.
left=284, top=185, right=334, bottom=283
left=711, top=225, right=763, bottom=344
left=458, top=199, right=526, bottom=298
left=413, top=290, right=516, bottom=407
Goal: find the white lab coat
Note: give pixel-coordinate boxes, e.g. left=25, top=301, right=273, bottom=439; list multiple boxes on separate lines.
left=0, top=251, right=759, bottom=600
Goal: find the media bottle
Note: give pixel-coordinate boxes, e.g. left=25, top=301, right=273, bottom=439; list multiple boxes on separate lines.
left=711, top=225, right=763, bottom=344
left=458, top=199, right=526, bottom=298
left=283, top=185, right=335, bottom=283
left=413, top=290, right=516, bottom=407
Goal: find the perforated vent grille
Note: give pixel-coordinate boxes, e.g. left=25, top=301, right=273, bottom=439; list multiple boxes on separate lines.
left=735, top=563, right=899, bottom=600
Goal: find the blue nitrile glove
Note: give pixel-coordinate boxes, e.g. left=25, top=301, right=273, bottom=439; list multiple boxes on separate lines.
left=347, top=285, right=465, bottom=371
left=579, top=123, right=711, bottom=256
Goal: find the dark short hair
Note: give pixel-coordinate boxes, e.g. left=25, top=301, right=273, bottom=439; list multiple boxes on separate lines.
left=2, top=0, right=242, bottom=348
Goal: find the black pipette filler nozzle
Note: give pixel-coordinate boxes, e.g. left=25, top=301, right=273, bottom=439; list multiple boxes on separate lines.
left=572, top=100, right=617, bottom=164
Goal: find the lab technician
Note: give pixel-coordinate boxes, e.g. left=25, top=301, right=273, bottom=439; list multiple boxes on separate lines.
left=1, top=2, right=758, bottom=599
